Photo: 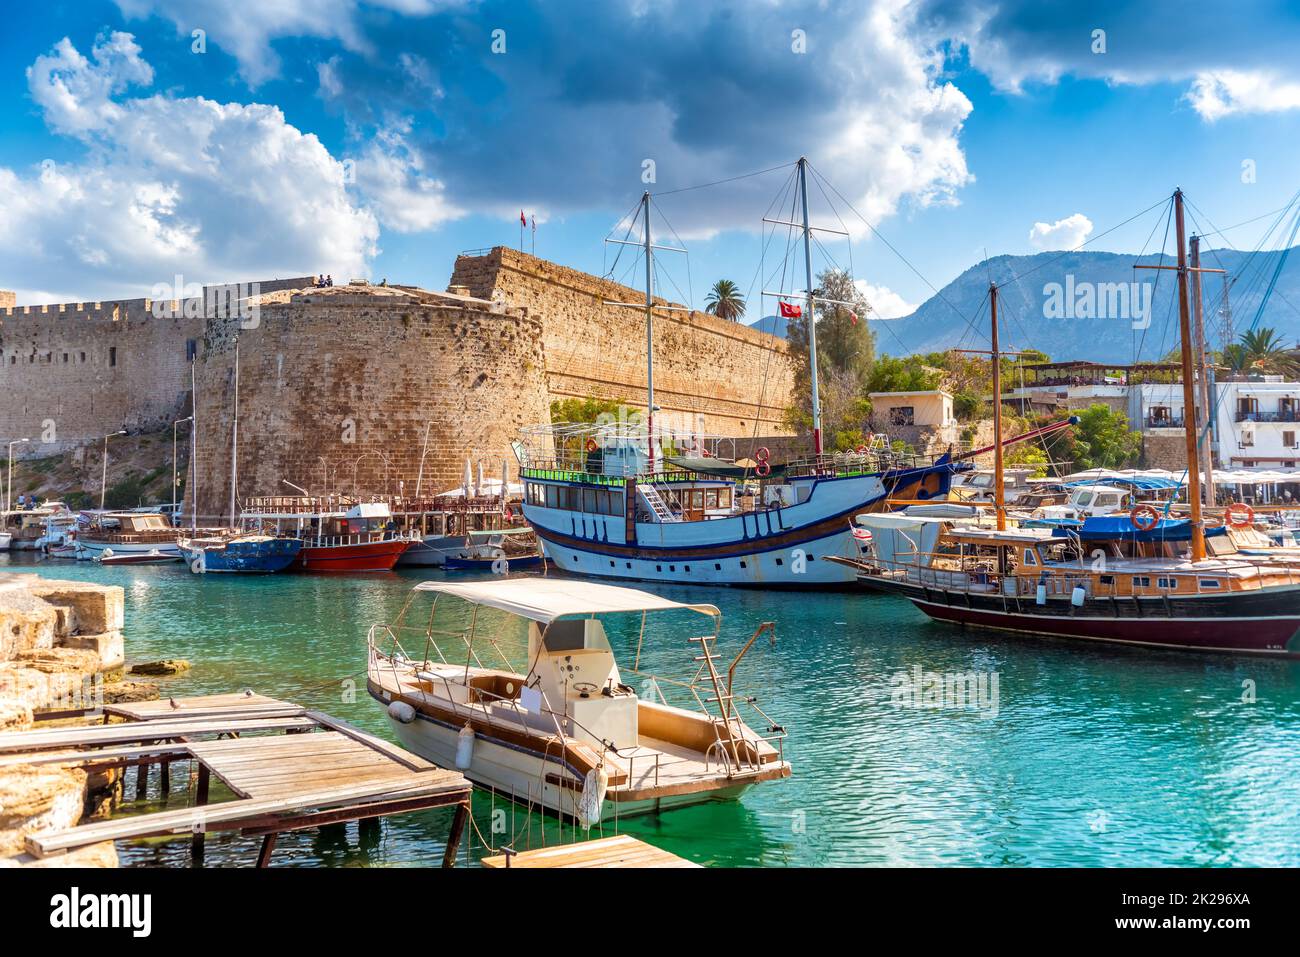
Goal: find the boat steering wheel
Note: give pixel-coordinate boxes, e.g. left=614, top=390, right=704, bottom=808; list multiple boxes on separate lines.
left=572, top=681, right=599, bottom=697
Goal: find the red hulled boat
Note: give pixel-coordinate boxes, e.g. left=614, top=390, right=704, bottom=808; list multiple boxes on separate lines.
left=240, top=499, right=411, bottom=572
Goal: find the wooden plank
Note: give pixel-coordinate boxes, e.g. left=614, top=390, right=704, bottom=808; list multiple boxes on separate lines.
left=481, top=835, right=698, bottom=869
left=27, top=771, right=471, bottom=857
left=0, top=741, right=195, bottom=769
left=0, top=716, right=318, bottom=753
left=303, top=710, right=438, bottom=772
left=104, top=693, right=291, bottom=720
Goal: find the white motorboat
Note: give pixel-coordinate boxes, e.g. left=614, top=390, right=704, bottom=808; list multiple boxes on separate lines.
left=367, top=578, right=789, bottom=824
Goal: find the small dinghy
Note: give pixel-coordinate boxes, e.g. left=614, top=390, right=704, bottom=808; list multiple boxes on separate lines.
left=96, top=548, right=183, bottom=566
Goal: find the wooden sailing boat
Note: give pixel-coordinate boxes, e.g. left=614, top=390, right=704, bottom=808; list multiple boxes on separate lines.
left=516, top=159, right=967, bottom=587
left=840, top=190, right=1300, bottom=656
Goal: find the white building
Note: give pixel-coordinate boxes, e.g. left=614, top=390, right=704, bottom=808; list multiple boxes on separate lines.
left=1215, top=377, right=1300, bottom=468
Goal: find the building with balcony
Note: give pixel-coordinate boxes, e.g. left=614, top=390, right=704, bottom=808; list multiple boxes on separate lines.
left=1216, top=377, right=1300, bottom=468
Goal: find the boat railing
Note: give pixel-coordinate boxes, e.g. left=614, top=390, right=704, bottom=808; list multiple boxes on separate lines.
left=869, top=552, right=1300, bottom=597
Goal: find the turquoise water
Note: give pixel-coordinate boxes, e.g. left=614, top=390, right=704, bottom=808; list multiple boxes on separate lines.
left=5, top=551, right=1299, bottom=868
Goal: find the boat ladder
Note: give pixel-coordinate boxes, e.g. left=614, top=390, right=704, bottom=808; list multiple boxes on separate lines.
left=638, top=484, right=682, bottom=523
left=690, top=635, right=758, bottom=775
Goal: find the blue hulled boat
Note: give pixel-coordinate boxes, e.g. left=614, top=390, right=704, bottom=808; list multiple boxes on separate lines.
left=180, top=535, right=303, bottom=574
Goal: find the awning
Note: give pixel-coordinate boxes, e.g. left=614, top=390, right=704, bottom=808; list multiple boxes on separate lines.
left=1051, top=516, right=1228, bottom=543
left=412, top=578, right=720, bottom=623
left=664, top=456, right=781, bottom=480
left=1065, top=477, right=1182, bottom=491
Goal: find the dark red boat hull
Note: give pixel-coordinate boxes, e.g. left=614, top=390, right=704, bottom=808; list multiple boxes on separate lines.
left=867, top=576, right=1300, bottom=656
left=292, top=539, right=409, bottom=572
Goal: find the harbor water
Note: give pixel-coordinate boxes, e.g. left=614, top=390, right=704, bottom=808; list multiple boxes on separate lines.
left=5, top=551, right=1298, bottom=868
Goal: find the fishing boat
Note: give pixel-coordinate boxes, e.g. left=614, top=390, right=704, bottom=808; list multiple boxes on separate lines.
left=75, top=512, right=183, bottom=560
left=179, top=534, right=303, bottom=574
left=366, top=578, right=789, bottom=823
left=3, top=504, right=72, bottom=550
left=838, top=189, right=1300, bottom=657
left=517, top=165, right=969, bottom=587
left=96, top=548, right=184, bottom=566
left=440, top=528, right=543, bottom=572
left=240, top=498, right=411, bottom=572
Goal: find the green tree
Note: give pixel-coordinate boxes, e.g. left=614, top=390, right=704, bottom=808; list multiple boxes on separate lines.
left=704, top=279, right=746, bottom=321
left=549, top=396, right=627, bottom=424
left=783, top=268, right=877, bottom=443
left=1231, top=326, right=1300, bottom=377
left=1067, top=404, right=1142, bottom=470
left=865, top=355, right=941, bottom=394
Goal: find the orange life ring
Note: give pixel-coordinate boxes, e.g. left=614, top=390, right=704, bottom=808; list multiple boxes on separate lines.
left=1225, top=502, right=1255, bottom=527
left=755, top=460, right=771, bottom=477
left=856, top=445, right=869, bottom=454
left=1129, top=504, right=1160, bottom=532
left=585, top=438, right=598, bottom=453
left=756, top=446, right=770, bottom=462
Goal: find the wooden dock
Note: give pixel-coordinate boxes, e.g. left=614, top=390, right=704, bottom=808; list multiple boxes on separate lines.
left=0, top=692, right=472, bottom=867
left=481, top=834, right=699, bottom=869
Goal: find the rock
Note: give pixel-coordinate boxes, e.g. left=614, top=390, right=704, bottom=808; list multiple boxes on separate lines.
left=26, top=581, right=124, bottom=635
left=103, top=680, right=160, bottom=704
left=0, top=765, right=87, bottom=858
left=60, top=631, right=124, bottom=671
left=0, top=841, right=118, bottom=868
left=0, top=699, right=33, bottom=732
left=128, top=659, right=191, bottom=677
left=0, top=584, right=56, bottom=660
left=15, top=647, right=104, bottom=675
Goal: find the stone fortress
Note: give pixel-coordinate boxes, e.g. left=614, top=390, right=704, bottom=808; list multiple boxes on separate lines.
left=0, top=248, right=795, bottom=518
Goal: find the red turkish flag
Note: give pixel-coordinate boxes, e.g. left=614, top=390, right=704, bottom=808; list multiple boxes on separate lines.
left=520, top=209, right=527, bottom=226
left=778, top=301, right=802, bottom=319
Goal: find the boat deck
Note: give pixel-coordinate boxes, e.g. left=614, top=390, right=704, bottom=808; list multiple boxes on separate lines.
left=2, top=692, right=473, bottom=866
left=481, top=833, right=698, bottom=868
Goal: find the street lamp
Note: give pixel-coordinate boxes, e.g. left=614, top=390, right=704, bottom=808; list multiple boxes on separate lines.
left=173, top=416, right=193, bottom=523
left=6, top=438, right=30, bottom=514
left=100, top=430, right=127, bottom=511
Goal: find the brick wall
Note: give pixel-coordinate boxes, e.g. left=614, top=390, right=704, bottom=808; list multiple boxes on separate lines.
left=450, top=247, right=795, bottom=437
left=0, top=278, right=312, bottom=458
left=188, top=287, right=551, bottom=519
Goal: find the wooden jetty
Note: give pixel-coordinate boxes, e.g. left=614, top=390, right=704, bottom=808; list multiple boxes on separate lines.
left=481, top=834, right=699, bottom=869
left=0, top=692, right=472, bottom=867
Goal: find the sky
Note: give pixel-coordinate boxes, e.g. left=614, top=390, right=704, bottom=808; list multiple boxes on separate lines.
left=2, top=0, right=1299, bottom=324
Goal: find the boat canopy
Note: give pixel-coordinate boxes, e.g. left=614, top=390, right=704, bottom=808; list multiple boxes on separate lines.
left=1065, top=477, right=1181, bottom=491
left=665, top=456, right=782, bottom=480
left=412, top=578, right=720, bottom=623
left=1051, top=516, right=1228, bottom=543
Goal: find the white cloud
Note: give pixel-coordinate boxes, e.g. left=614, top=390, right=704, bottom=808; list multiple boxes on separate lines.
left=1028, top=213, right=1093, bottom=251
left=855, top=280, right=917, bottom=319
left=0, top=34, right=380, bottom=301
left=353, top=123, right=462, bottom=233
left=116, top=0, right=464, bottom=86
left=1186, top=70, right=1300, bottom=121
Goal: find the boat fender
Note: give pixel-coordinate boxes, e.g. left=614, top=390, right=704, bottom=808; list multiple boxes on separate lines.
left=577, top=765, right=609, bottom=830
left=455, top=722, right=475, bottom=769
left=387, top=700, right=416, bottom=724
left=1071, top=585, right=1086, bottom=607
left=1035, top=582, right=1047, bottom=606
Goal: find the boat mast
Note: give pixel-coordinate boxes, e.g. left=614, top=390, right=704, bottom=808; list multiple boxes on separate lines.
left=190, top=358, right=198, bottom=531
left=1190, top=234, right=1215, bottom=508
left=1173, top=189, right=1207, bottom=562
left=642, top=190, right=656, bottom=473
left=798, top=157, right=823, bottom=456
left=989, top=282, right=1005, bottom=531
left=229, top=337, right=240, bottom=529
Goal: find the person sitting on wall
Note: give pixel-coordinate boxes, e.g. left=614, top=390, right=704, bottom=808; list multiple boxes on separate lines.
left=326, top=275, right=334, bottom=287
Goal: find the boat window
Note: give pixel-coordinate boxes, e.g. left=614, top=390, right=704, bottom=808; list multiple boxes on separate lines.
left=1075, top=492, right=1094, bottom=508
left=1099, top=575, right=1114, bottom=585
left=1131, top=576, right=1150, bottom=588
left=719, top=489, right=732, bottom=509
left=543, top=619, right=587, bottom=652
left=582, top=488, right=597, bottom=513
left=1199, top=579, right=1221, bottom=588
left=705, top=490, right=718, bottom=509
left=1157, top=577, right=1177, bottom=589
left=545, top=485, right=558, bottom=509
left=609, top=491, right=624, bottom=515
left=1022, top=548, right=1038, bottom=566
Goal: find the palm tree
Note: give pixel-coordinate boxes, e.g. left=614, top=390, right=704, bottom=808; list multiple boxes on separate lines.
left=705, top=279, right=746, bottom=322
left=1233, top=326, right=1300, bottom=377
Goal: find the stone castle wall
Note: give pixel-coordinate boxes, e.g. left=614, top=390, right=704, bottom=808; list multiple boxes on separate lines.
left=450, top=248, right=794, bottom=437
left=0, top=278, right=311, bottom=457
left=190, top=286, right=551, bottom=519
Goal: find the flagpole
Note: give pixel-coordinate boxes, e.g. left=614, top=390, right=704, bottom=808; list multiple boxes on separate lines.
left=798, top=156, right=823, bottom=457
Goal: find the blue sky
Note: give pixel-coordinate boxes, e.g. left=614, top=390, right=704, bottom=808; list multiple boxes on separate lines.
left=2, top=0, right=1299, bottom=323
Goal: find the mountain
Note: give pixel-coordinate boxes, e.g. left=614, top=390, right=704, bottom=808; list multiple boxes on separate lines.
left=747, top=314, right=787, bottom=337
left=865, top=246, right=1300, bottom=364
